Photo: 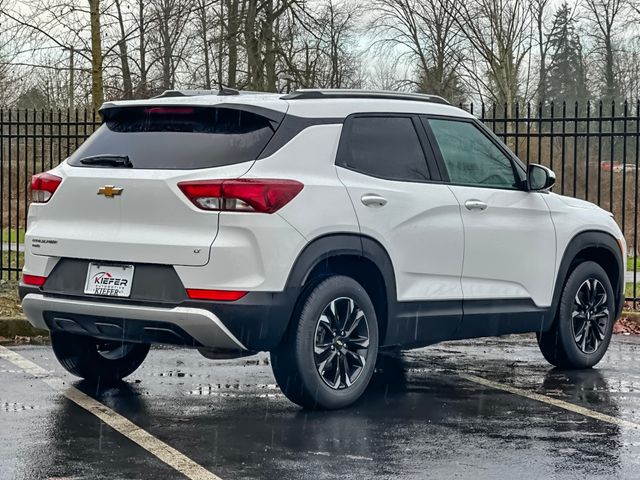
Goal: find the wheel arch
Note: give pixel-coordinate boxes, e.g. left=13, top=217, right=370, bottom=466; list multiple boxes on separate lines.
left=284, top=233, right=397, bottom=346
left=549, top=230, right=625, bottom=329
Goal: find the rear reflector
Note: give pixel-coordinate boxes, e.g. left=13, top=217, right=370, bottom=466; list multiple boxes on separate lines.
left=186, top=289, right=247, bottom=301
left=31, top=172, right=62, bottom=203
left=178, top=179, right=303, bottom=213
left=22, top=274, right=47, bottom=287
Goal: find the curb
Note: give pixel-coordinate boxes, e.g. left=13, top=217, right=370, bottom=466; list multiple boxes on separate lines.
left=0, top=317, right=48, bottom=340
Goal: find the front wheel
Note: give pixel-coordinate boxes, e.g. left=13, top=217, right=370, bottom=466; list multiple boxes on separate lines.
left=538, top=261, right=615, bottom=369
left=51, top=332, right=150, bottom=383
left=271, top=276, right=379, bottom=409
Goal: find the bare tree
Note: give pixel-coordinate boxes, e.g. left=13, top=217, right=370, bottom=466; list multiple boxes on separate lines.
left=531, top=0, right=552, bottom=104
left=448, top=0, right=533, bottom=110
left=583, top=0, right=628, bottom=101
left=113, top=0, right=133, bottom=98
left=147, top=0, right=193, bottom=90
left=276, top=0, right=362, bottom=89
left=369, top=0, right=465, bottom=100
left=195, top=0, right=214, bottom=89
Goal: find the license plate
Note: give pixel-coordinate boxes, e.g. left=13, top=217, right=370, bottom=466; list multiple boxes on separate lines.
left=84, top=263, right=134, bottom=297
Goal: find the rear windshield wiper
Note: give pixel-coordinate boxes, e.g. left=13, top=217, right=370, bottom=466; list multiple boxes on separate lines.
left=79, top=155, right=133, bottom=168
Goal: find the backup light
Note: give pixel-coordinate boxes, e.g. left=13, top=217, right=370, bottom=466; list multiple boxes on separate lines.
left=31, top=172, right=62, bottom=203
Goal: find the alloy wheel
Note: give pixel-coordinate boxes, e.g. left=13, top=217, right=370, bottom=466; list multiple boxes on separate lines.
left=572, top=278, right=610, bottom=354
left=313, top=297, right=370, bottom=390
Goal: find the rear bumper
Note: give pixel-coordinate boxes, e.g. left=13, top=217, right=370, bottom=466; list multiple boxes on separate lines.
left=21, top=258, right=298, bottom=351
left=21, top=293, right=247, bottom=351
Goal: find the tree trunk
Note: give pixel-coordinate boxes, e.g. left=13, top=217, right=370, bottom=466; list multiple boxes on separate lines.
left=115, top=0, right=133, bottom=98
left=537, top=13, right=547, bottom=105
left=604, top=35, right=616, bottom=101
left=263, top=0, right=277, bottom=91
left=88, top=0, right=104, bottom=111
left=160, top=4, right=172, bottom=90
left=138, top=0, right=147, bottom=96
left=244, top=0, right=261, bottom=89
left=226, top=0, right=239, bottom=88
left=198, top=2, right=211, bottom=89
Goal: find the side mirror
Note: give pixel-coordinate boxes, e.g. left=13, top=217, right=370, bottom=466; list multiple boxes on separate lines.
left=527, top=164, right=556, bottom=191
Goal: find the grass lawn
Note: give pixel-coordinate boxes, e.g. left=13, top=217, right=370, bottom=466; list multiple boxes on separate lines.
left=0, top=251, right=25, bottom=317
left=1, top=228, right=25, bottom=244
left=2, top=251, right=23, bottom=271
left=0, top=279, right=21, bottom=317
left=626, top=282, right=640, bottom=300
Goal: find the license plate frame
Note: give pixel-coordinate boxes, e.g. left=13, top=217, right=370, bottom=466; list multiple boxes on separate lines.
left=84, top=263, right=135, bottom=298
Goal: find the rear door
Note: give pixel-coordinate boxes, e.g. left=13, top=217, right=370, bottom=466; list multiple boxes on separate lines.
left=27, top=104, right=284, bottom=266
left=335, top=114, right=464, bottom=337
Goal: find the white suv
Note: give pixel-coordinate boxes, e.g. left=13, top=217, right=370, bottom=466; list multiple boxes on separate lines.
left=20, top=89, right=626, bottom=409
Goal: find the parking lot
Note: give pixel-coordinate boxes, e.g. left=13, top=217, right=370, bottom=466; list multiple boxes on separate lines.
left=1, top=334, right=640, bottom=480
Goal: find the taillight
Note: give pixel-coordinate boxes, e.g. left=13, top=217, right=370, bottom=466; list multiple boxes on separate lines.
left=178, top=179, right=303, bottom=214
left=186, top=289, right=247, bottom=301
left=31, top=172, right=62, bottom=203
left=22, top=274, right=47, bottom=287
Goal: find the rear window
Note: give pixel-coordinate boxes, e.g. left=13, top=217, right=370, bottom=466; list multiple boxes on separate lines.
left=67, top=106, right=280, bottom=169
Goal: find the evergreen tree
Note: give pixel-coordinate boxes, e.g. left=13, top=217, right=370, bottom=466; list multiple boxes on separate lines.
left=546, top=3, right=589, bottom=105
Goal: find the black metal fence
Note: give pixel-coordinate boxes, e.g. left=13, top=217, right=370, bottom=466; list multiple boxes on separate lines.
left=0, top=109, right=100, bottom=279
left=0, top=103, right=638, bottom=304
left=470, top=101, right=639, bottom=305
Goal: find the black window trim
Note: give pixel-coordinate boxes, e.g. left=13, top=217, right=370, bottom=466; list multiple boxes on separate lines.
left=335, top=112, right=445, bottom=184
left=421, top=114, right=528, bottom=191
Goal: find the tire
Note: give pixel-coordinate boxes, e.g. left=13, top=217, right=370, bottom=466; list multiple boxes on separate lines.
left=51, top=332, right=150, bottom=383
left=537, top=261, right=615, bottom=369
left=271, top=275, right=379, bottom=409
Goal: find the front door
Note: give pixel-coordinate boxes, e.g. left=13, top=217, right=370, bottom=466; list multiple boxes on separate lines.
left=425, top=117, right=556, bottom=334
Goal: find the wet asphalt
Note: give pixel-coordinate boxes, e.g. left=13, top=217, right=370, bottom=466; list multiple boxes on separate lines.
left=1, top=334, right=640, bottom=480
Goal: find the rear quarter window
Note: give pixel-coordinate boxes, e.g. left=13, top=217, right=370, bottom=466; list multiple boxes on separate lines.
left=68, top=106, right=280, bottom=170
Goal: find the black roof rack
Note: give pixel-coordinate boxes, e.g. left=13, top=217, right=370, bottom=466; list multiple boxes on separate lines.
left=281, top=89, right=450, bottom=105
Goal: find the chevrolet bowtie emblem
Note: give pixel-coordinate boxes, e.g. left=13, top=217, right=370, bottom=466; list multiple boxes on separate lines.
left=97, top=185, right=123, bottom=197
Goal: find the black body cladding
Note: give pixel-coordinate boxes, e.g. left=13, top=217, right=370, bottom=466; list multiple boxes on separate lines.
left=20, top=230, right=624, bottom=352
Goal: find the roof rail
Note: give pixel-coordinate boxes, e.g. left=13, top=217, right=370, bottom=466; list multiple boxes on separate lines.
left=153, top=86, right=241, bottom=99
left=281, top=89, right=451, bottom=105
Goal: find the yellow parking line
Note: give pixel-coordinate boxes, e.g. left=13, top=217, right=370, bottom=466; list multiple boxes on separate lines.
left=0, top=345, right=222, bottom=480
left=460, top=373, right=640, bottom=430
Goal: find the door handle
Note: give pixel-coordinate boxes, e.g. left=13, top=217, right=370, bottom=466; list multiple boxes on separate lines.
left=464, top=199, right=487, bottom=211
left=361, top=193, right=388, bottom=208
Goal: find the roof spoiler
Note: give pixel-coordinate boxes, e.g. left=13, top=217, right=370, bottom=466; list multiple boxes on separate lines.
left=153, top=86, right=241, bottom=98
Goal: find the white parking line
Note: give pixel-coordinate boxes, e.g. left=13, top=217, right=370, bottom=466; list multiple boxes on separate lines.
left=461, top=373, right=640, bottom=430
left=0, top=345, right=222, bottom=480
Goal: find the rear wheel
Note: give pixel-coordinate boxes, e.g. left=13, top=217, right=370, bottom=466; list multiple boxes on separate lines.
left=537, top=261, right=615, bottom=369
left=51, top=332, right=150, bottom=383
left=271, top=276, right=379, bottom=409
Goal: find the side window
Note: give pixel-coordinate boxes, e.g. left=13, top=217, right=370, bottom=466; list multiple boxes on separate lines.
left=428, top=119, right=519, bottom=189
left=339, top=116, right=431, bottom=182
